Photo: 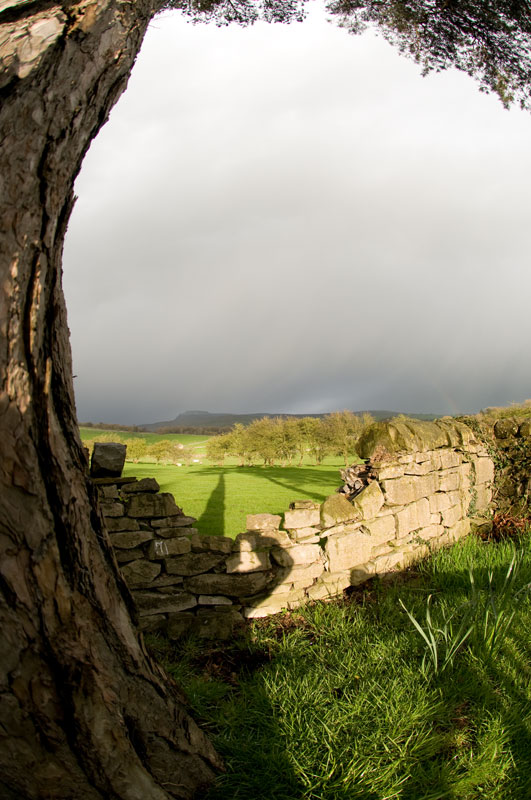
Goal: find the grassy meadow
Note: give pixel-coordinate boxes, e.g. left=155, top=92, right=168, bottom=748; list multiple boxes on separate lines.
left=149, top=530, right=531, bottom=800
left=121, top=460, right=345, bottom=538
left=80, top=426, right=348, bottom=537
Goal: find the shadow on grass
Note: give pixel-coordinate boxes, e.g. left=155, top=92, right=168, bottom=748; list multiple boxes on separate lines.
left=197, top=464, right=340, bottom=506
left=198, top=473, right=226, bottom=537
left=176, top=537, right=531, bottom=800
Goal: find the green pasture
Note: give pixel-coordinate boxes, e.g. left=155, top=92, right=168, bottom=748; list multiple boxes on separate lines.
left=121, top=460, right=346, bottom=538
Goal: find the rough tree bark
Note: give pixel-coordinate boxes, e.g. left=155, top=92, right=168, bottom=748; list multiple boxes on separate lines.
left=0, top=1, right=222, bottom=797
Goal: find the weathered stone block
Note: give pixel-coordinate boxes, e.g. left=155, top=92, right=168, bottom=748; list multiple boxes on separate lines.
left=115, top=548, right=144, bottom=564
left=352, top=481, right=385, bottom=519
left=447, top=518, right=471, bottom=541
left=439, top=450, right=462, bottom=469
left=167, top=613, right=196, bottom=638
left=100, top=501, right=124, bottom=518
left=121, top=477, right=160, bottom=493
left=349, top=562, right=376, bottom=585
left=430, top=513, right=442, bottom=525
left=99, top=485, right=119, bottom=500
left=275, top=562, right=325, bottom=587
left=104, top=516, right=140, bottom=532
left=371, top=463, right=405, bottom=480
left=290, top=500, right=320, bottom=509
left=306, top=571, right=352, bottom=600
left=121, top=561, right=161, bottom=587
left=165, top=552, right=225, bottom=576
left=234, top=530, right=292, bottom=551
left=372, top=550, right=404, bottom=574
left=184, top=571, right=273, bottom=597
left=325, top=529, right=373, bottom=573
left=187, top=533, right=233, bottom=554
left=147, top=574, right=184, bottom=589
left=494, top=419, right=519, bottom=439
left=135, top=591, right=197, bottom=616
left=271, top=543, right=322, bottom=567
left=198, top=595, right=233, bottom=605
left=147, top=537, right=192, bottom=559
left=195, top=609, right=244, bottom=639
left=437, top=469, right=461, bottom=493
left=289, top=526, right=321, bottom=541
left=152, top=525, right=196, bottom=540
left=395, top=498, right=430, bottom=537
left=151, top=515, right=196, bottom=529
left=360, top=514, right=396, bottom=545
left=127, top=492, right=182, bottom=518
left=415, top=524, right=445, bottom=541
left=138, top=614, right=166, bottom=633
left=285, top=507, right=321, bottom=529
left=90, top=442, right=126, bottom=478
left=474, top=484, right=492, bottom=513
left=109, top=530, right=154, bottom=549
left=226, top=551, right=271, bottom=573
left=320, top=494, right=359, bottom=528
left=473, top=457, right=494, bottom=485
left=441, top=505, right=463, bottom=528
left=428, top=492, right=451, bottom=514
left=243, top=590, right=305, bottom=618
left=246, top=513, right=281, bottom=531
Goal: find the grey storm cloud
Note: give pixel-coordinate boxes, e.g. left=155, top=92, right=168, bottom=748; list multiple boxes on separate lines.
left=63, top=5, right=531, bottom=425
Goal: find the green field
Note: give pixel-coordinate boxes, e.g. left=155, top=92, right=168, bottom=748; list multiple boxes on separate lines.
left=121, top=461, right=346, bottom=538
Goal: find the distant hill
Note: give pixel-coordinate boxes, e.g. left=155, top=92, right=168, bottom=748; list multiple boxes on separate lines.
left=141, top=409, right=439, bottom=432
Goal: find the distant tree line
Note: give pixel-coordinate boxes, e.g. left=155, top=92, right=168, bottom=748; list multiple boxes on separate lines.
left=82, top=433, right=197, bottom=465
left=205, top=411, right=375, bottom=467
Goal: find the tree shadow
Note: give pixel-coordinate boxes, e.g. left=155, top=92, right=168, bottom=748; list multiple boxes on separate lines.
left=197, top=473, right=226, bottom=537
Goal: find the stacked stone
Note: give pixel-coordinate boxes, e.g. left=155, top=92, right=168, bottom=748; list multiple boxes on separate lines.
left=94, top=418, right=496, bottom=639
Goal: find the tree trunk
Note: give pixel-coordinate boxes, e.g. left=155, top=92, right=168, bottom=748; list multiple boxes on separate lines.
left=0, top=2, right=222, bottom=797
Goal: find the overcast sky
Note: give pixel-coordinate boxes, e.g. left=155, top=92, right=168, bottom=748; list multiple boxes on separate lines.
left=63, top=3, right=531, bottom=425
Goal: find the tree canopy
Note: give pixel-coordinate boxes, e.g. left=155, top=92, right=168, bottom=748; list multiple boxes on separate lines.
left=166, top=0, right=531, bottom=109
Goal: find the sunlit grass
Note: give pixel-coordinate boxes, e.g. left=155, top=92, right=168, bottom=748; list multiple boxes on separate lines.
left=148, top=531, right=531, bottom=800
left=121, top=460, right=345, bottom=538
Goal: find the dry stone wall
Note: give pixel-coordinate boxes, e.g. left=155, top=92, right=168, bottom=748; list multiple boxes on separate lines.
left=96, top=418, right=494, bottom=639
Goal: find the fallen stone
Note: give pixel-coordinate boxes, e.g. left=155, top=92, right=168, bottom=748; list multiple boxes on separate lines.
left=109, top=530, right=154, bottom=549
left=121, top=477, right=160, bottom=493
left=90, top=442, right=127, bottom=478
left=147, top=537, right=191, bottom=559
left=127, top=492, right=182, bottom=518
left=165, top=552, right=226, bottom=576
left=494, top=418, right=519, bottom=439
left=246, top=513, right=281, bottom=531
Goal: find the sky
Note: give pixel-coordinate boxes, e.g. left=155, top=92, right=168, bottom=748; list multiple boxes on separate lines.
left=63, top=2, right=531, bottom=425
